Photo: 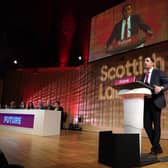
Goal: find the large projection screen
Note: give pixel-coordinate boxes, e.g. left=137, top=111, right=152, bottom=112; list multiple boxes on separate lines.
left=89, top=0, right=168, bottom=62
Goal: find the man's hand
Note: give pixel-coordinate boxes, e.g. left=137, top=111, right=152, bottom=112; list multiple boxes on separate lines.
left=153, top=85, right=164, bottom=94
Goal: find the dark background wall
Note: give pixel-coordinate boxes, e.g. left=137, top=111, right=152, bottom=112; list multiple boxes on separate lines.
left=0, top=0, right=124, bottom=74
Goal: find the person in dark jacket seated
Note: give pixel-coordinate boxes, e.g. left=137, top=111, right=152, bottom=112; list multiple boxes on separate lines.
left=54, top=101, right=64, bottom=129
left=44, top=99, right=54, bottom=110
left=27, top=101, right=34, bottom=109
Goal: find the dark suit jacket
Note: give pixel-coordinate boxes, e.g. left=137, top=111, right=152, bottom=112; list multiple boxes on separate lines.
left=44, top=105, right=54, bottom=110
left=56, top=106, right=64, bottom=113
left=56, top=106, right=64, bottom=129
left=55, top=106, right=64, bottom=119
left=141, top=69, right=168, bottom=109
left=106, top=14, right=152, bottom=48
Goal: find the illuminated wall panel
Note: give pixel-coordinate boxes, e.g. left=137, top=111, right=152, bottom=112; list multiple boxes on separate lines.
left=78, top=42, right=168, bottom=138
left=2, top=68, right=80, bottom=126
left=2, top=42, right=168, bottom=139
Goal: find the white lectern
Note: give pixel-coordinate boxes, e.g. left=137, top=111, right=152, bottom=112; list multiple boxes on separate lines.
left=97, top=77, right=164, bottom=167
left=118, top=88, right=152, bottom=154
left=113, top=80, right=163, bottom=166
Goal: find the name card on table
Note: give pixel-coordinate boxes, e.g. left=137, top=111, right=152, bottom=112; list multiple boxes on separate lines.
left=0, top=113, right=34, bottom=128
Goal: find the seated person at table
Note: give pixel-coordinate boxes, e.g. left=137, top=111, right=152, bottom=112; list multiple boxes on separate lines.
left=19, top=101, right=25, bottom=109
left=9, top=100, right=16, bottom=109
left=44, top=99, right=54, bottom=110
left=38, top=99, right=44, bottom=109
left=54, top=101, right=64, bottom=129
left=27, top=101, right=34, bottom=109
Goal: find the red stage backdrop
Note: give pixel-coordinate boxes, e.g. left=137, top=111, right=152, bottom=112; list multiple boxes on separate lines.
left=2, top=42, right=168, bottom=138
left=59, top=7, right=76, bottom=67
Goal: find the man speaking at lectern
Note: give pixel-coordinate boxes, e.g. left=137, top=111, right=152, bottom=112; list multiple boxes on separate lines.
left=105, top=3, right=153, bottom=51
left=142, top=56, right=168, bottom=155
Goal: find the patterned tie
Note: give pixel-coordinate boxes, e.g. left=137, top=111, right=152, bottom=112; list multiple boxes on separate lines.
left=145, top=71, right=149, bottom=83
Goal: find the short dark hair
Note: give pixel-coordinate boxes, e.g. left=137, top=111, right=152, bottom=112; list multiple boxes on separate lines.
left=122, top=3, right=133, bottom=14
left=56, top=101, right=60, bottom=105
left=145, top=56, right=154, bottom=62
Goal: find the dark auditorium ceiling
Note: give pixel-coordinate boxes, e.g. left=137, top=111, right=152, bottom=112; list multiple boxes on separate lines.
left=0, top=0, right=123, bottom=76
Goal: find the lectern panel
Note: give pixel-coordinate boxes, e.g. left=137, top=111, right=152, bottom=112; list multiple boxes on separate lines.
left=98, top=132, right=140, bottom=168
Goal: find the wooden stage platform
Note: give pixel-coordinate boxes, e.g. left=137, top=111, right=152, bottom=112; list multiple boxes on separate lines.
left=0, top=130, right=168, bottom=168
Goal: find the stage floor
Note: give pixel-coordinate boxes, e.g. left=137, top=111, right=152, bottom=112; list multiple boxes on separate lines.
left=0, top=130, right=168, bottom=168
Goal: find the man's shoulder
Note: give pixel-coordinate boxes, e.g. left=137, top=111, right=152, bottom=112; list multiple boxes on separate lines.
left=153, top=68, right=162, bottom=73
left=114, top=20, right=123, bottom=28
left=59, top=106, right=64, bottom=111
left=131, top=14, right=141, bottom=20
left=152, top=68, right=165, bottom=76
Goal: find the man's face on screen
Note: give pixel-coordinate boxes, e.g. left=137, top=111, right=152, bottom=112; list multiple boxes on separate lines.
left=123, top=4, right=133, bottom=19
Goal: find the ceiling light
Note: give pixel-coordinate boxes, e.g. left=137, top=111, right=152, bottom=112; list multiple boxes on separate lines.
left=13, top=60, right=18, bottom=64
left=78, top=56, right=82, bottom=60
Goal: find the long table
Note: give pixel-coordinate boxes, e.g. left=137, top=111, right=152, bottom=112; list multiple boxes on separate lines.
left=0, top=109, right=61, bottom=136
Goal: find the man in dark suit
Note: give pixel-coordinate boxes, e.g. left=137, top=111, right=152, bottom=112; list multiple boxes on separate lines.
left=106, top=3, right=153, bottom=50
left=45, top=99, right=54, bottom=110
left=141, top=56, right=168, bottom=155
left=55, top=101, right=64, bottom=129
left=38, top=99, right=44, bottom=109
